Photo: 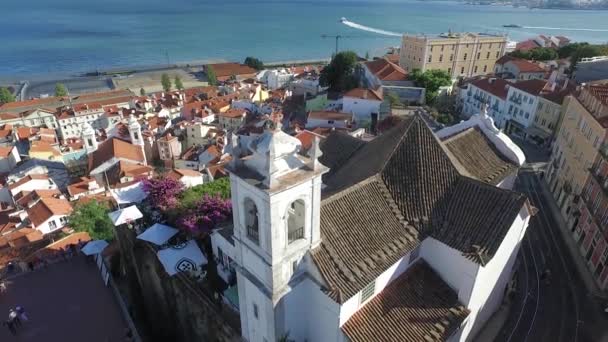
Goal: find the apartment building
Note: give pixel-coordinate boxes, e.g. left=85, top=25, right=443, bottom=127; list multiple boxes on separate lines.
left=399, top=31, right=507, bottom=78
left=547, top=83, right=608, bottom=224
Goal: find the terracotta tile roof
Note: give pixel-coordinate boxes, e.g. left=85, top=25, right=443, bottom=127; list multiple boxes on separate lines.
left=89, top=137, right=145, bottom=172
left=218, top=108, right=247, bottom=118
left=0, top=228, right=44, bottom=249
left=29, top=141, right=61, bottom=157
left=364, top=58, right=408, bottom=81
left=308, top=111, right=352, bottom=122
left=0, top=214, right=21, bottom=235
left=67, top=177, right=99, bottom=197
left=540, top=81, right=575, bottom=105
left=344, top=87, right=383, bottom=101
left=0, top=129, right=12, bottom=139
left=510, top=58, right=546, bottom=73
left=312, top=178, right=420, bottom=302
left=295, top=130, right=325, bottom=151
left=207, top=62, right=257, bottom=78
left=0, top=112, right=19, bottom=120
left=17, top=127, right=34, bottom=140
left=315, top=116, right=526, bottom=301
left=0, top=145, right=14, bottom=158
left=0, top=89, right=133, bottom=113
left=342, top=261, right=469, bottom=342
left=443, top=127, right=518, bottom=185
left=469, top=78, right=511, bottom=100
left=26, top=197, right=73, bottom=227
left=15, top=189, right=62, bottom=208
left=515, top=39, right=541, bottom=52
left=207, top=157, right=232, bottom=179
left=511, top=79, right=548, bottom=96
left=8, top=174, right=50, bottom=191
left=118, top=161, right=152, bottom=178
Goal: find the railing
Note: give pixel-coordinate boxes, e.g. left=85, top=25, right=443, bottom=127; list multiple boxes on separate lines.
left=246, top=225, right=259, bottom=243
left=288, top=227, right=304, bottom=244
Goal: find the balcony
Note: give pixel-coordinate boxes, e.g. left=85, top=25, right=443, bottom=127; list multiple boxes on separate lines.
left=246, top=225, right=259, bottom=243
left=288, top=227, right=304, bottom=244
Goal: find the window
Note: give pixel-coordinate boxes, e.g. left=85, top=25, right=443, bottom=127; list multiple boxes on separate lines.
left=451, top=45, right=455, bottom=50
left=448, top=67, right=452, bottom=74
left=60, top=216, right=68, bottom=224
left=486, top=52, right=490, bottom=59
left=48, top=220, right=57, bottom=230
left=477, top=52, right=481, bottom=60
left=441, top=45, right=444, bottom=51
left=464, top=53, right=468, bottom=61
left=287, top=199, right=305, bottom=244
left=430, top=46, right=433, bottom=52
left=439, top=55, right=443, bottom=62
left=474, top=66, right=478, bottom=73
left=449, top=54, right=453, bottom=61
left=496, top=51, right=500, bottom=58
left=360, top=281, right=376, bottom=303
left=483, top=65, right=487, bottom=72
left=461, top=67, right=465, bottom=74
left=508, top=105, right=513, bottom=114
left=428, top=55, right=432, bottom=63
left=525, top=112, right=530, bottom=119
left=253, top=304, right=259, bottom=319
left=593, top=194, right=602, bottom=213
left=244, top=198, right=259, bottom=243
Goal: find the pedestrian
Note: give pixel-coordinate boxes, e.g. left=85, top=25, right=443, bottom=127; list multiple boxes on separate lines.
left=3, top=319, right=16, bottom=336
left=15, top=306, right=28, bottom=322
left=9, top=309, right=20, bottom=327
left=28, top=261, right=34, bottom=272
left=0, top=282, right=6, bottom=294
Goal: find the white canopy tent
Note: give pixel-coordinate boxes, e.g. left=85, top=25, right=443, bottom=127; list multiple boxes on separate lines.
left=137, top=223, right=179, bottom=246
left=108, top=205, right=143, bottom=227
left=110, top=181, right=148, bottom=204
left=157, top=240, right=207, bottom=276
left=81, top=240, right=109, bottom=256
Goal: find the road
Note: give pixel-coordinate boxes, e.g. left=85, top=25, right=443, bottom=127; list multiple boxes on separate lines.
left=496, top=170, right=608, bottom=342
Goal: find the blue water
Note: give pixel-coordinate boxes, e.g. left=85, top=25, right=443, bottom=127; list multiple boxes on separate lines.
left=1, top=0, right=607, bottom=76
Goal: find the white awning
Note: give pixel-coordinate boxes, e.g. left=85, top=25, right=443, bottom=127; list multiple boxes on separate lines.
left=157, top=240, right=207, bottom=276
left=108, top=205, right=143, bottom=227
left=137, top=223, right=179, bottom=246
left=110, top=181, right=148, bottom=204
left=81, top=240, right=109, bottom=256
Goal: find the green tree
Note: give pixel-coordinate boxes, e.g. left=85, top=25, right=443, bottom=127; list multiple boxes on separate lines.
left=206, top=66, right=218, bottom=86
left=139, top=87, right=146, bottom=96
left=509, top=47, right=557, bottom=61
left=319, top=51, right=359, bottom=92
left=174, top=75, right=184, bottom=90
left=179, top=177, right=231, bottom=209
left=0, top=87, right=15, bottom=104
left=161, top=73, right=172, bottom=91
left=365, top=51, right=370, bottom=60
left=409, top=69, right=452, bottom=104
left=558, top=42, right=590, bottom=59
left=55, top=83, right=68, bottom=97
left=244, top=56, right=264, bottom=70
left=69, top=200, right=115, bottom=240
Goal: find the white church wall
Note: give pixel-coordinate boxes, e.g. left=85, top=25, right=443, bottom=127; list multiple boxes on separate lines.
left=237, top=271, right=275, bottom=342
left=421, top=237, right=479, bottom=304
left=457, top=205, right=531, bottom=341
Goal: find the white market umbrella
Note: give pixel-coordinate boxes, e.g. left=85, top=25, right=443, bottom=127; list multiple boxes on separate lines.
left=108, top=205, right=143, bottom=227
left=137, top=223, right=179, bottom=246
left=110, top=181, right=148, bottom=204
left=81, top=240, right=109, bottom=256
left=156, top=240, right=207, bottom=276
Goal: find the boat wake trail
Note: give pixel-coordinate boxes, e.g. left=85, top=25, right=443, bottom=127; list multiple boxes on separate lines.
left=341, top=19, right=402, bottom=37
left=523, top=26, right=608, bottom=32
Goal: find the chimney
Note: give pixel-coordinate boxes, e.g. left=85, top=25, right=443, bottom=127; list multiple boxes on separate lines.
left=88, top=179, right=98, bottom=190
left=489, top=78, right=496, bottom=84
left=308, top=135, right=324, bottom=171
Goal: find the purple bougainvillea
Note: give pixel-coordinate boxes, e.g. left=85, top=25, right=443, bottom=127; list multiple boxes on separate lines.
left=142, top=177, right=185, bottom=211
left=177, top=195, right=232, bottom=234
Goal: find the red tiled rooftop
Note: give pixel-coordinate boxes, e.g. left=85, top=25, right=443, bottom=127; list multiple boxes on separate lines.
left=364, top=58, right=408, bottom=81
left=469, top=78, right=511, bottom=100
left=511, top=79, right=548, bottom=96
left=26, top=197, right=73, bottom=227
left=0, top=145, right=14, bottom=158
left=207, top=62, right=257, bottom=78
left=344, top=87, right=383, bottom=101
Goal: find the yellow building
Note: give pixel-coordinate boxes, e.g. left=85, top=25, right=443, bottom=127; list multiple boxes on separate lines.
left=399, top=32, right=507, bottom=78
left=547, top=83, right=608, bottom=222
left=531, top=83, right=574, bottom=143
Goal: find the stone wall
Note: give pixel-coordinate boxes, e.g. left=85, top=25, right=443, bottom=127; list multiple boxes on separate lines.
left=115, top=226, right=241, bottom=342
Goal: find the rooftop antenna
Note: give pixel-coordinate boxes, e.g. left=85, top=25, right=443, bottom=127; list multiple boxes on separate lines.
left=321, top=34, right=354, bottom=56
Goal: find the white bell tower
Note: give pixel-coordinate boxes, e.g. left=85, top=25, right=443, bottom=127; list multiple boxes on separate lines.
left=227, top=119, right=327, bottom=342
left=81, top=122, right=98, bottom=153
left=127, top=114, right=147, bottom=165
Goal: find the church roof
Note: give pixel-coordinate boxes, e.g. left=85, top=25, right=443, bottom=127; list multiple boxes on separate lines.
left=88, top=137, right=145, bottom=172
left=442, top=127, right=518, bottom=185
left=341, top=261, right=469, bottom=342
left=313, top=116, right=526, bottom=303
